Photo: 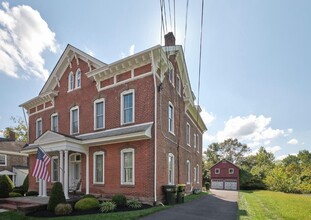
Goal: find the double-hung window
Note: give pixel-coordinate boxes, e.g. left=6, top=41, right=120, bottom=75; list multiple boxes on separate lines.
left=94, top=152, right=105, bottom=184
left=68, top=72, right=74, bottom=91
left=121, top=90, right=134, bottom=124
left=194, top=134, right=197, bottom=148
left=0, top=154, right=7, bottom=166
left=51, top=157, right=59, bottom=182
left=51, top=113, right=58, bottom=132
left=194, top=166, right=197, bottom=183
left=186, top=160, right=190, bottom=184
left=169, top=68, right=174, bottom=85
left=168, top=103, right=174, bottom=134
left=76, top=69, right=81, bottom=88
left=36, top=118, right=42, bottom=138
left=186, top=123, right=190, bottom=146
left=168, top=153, right=174, bottom=185
left=121, top=149, right=134, bottom=185
left=94, top=99, right=105, bottom=130
left=197, top=164, right=199, bottom=183
left=176, top=75, right=181, bottom=95
left=70, top=106, right=79, bottom=134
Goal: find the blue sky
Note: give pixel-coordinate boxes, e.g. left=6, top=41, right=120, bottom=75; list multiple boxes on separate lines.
left=0, top=0, right=310, bottom=159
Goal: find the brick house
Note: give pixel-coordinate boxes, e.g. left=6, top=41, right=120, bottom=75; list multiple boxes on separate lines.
left=20, top=33, right=206, bottom=203
left=210, top=159, right=240, bottom=190
left=0, top=132, right=28, bottom=186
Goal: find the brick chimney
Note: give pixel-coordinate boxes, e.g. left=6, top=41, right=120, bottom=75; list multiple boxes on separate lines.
left=9, top=131, right=16, bottom=141
left=164, top=32, right=176, bottom=46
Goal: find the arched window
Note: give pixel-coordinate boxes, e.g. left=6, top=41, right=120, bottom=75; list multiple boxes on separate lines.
left=68, top=72, right=74, bottom=91
left=76, top=69, right=81, bottom=88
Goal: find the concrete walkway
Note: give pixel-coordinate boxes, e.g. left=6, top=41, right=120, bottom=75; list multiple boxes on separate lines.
left=140, top=190, right=238, bottom=220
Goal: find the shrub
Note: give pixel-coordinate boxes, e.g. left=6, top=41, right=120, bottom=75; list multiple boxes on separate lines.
left=25, top=191, right=39, bottom=196
left=47, top=182, right=66, bottom=212
left=112, top=194, right=127, bottom=207
left=3, top=175, right=14, bottom=192
left=9, top=192, right=23, bottom=197
left=0, top=176, right=10, bottom=198
left=12, top=187, right=25, bottom=195
left=127, top=199, right=142, bottom=209
left=100, top=201, right=116, bottom=213
left=22, top=174, right=29, bottom=193
left=74, top=198, right=99, bottom=211
left=82, top=194, right=96, bottom=199
left=55, top=203, right=72, bottom=216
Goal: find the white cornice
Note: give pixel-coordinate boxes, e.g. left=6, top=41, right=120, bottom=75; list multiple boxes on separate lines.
left=19, top=90, right=58, bottom=110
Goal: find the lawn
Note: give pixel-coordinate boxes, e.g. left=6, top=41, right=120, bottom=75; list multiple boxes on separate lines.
left=0, top=192, right=207, bottom=220
left=239, top=190, right=311, bottom=220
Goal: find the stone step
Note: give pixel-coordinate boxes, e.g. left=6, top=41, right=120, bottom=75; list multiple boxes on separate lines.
left=0, top=203, right=18, bottom=211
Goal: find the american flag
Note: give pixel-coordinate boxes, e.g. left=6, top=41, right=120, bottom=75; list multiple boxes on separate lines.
left=32, top=147, right=51, bottom=182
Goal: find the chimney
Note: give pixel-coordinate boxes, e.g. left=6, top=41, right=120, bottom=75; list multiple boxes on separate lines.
left=164, top=32, right=176, bottom=46
left=9, top=131, right=16, bottom=141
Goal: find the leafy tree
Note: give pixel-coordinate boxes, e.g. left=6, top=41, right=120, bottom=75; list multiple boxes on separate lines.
left=4, top=116, right=28, bottom=142
left=282, top=154, right=299, bottom=166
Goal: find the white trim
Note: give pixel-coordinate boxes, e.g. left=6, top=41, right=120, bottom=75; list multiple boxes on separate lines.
left=168, top=102, right=174, bottom=134
left=197, top=134, right=200, bottom=153
left=168, top=153, right=174, bottom=185
left=186, top=123, right=191, bottom=146
left=70, top=106, right=79, bottom=134
left=93, top=151, right=105, bottom=184
left=94, top=98, right=105, bottom=130
left=76, top=68, right=81, bottom=88
left=194, top=134, right=197, bottom=148
left=0, top=150, right=28, bottom=157
left=168, top=68, right=174, bottom=86
left=121, top=148, right=135, bottom=185
left=121, top=89, right=135, bottom=125
left=68, top=71, right=74, bottom=91
left=51, top=156, right=59, bottom=182
left=36, top=118, right=42, bottom=138
left=186, top=160, right=190, bottom=184
left=51, top=113, right=58, bottom=132
left=0, top=154, right=7, bottom=166
left=215, top=168, right=220, bottom=174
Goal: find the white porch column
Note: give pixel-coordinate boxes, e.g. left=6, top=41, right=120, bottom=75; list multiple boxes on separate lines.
left=42, top=180, right=47, bottom=197
left=59, top=150, right=64, bottom=185
left=39, top=179, right=43, bottom=196
left=86, top=153, right=89, bottom=194
left=64, top=150, right=69, bottom=199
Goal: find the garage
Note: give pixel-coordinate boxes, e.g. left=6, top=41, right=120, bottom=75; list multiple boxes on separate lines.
left=224, top=180, right=237, bottom=190
left=211, top=180, right=223, bottom=189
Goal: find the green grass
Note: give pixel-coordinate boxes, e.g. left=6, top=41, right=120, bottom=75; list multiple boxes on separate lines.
left=0, top=192, right=207, bottom=220
left=239, top=190, right=311, bottom=220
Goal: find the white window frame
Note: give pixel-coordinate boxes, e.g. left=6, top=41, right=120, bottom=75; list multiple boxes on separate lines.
left=121, top=89, right=135, bottom=125
left=121, top=148, right=135, bottom=185
left=36, top=118, right=42, bottom=138
left=93, top=151, right=105, bottom=184
left=51, top=156, right=59, bottom=182
left=168, top=153, right=174, bottom=185
left=194, top=166, right=197, bottom=183
left=51, top=113, right=58, bottom=132
left=70, top=106, right=79, bottom=134
left=215, top=168, right=220, bottom=174
left=94, top=98, right=105, bottom=130
left=168, top=68, right=174, bottom=85
left=229, top=168, right=234, bottom=174
left=186, top=160, right=190, bottom=184
left=186, top=123, right=191, bottom=146
left=76, top=69, right=81, bottom=88
left=194, top=134, right=197, bottom=148
left=168, top=102, right=174, bottom=134
left=68, top=71, right=74, bottom=91
left=176, top=75, right=181, bottom=95
left=197, top=164, right=200, bottom=183
left=0, top=154, right=7, bottom=166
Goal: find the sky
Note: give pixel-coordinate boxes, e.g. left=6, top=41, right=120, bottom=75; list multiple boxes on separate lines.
left=0, top=0, right=310, bottom=160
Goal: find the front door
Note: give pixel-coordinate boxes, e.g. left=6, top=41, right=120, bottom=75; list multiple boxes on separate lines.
left=69, top=153, right=81, bottom=192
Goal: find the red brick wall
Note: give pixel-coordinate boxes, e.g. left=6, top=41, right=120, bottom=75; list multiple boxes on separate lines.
left=210, top=160, right=240, bottom=188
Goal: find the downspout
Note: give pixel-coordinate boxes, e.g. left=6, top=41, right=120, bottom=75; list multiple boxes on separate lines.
left=151, top=49, right=157, bottom=204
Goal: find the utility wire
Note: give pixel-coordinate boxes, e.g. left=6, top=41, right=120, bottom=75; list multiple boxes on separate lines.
left=168, top=0, right=172, bottom=32
left=184, top=0, right=189, bottom=54
left=197, top=0, right=204, bottom=121
left=174, top=0, right=176, bottom=36
left=163, top=0, right=168, bottom=33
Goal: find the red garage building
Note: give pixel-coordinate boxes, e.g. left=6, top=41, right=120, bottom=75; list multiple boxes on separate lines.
left=210, top=159, right=240, bottom=190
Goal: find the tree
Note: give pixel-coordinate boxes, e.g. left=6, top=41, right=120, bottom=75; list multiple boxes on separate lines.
left=4, top=116, right=28, bottom=142
left=47, top=182, right=66, bottom=212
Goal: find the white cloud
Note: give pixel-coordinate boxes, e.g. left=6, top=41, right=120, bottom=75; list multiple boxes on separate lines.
left=276, top=153, right=297, bottom=161
left=287, top=128, right=293, bottom=134
left=0, top=129, right=4, bottom=138
left=129, top=44, right=135, bottom=55
left=0, top=2, right=58, bottom=80
left=266, top=146, right=281, bottom=154
left=287, top=138, right=298, bottom=145
left=201, top=108, right=215, bottom=127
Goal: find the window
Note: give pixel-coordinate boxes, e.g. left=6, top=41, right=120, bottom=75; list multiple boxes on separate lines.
left=168, top=68, right=174, bottom=85
left=176, top=75, right=181, bottom=95
left=51, top=113, right=58, bottom=132
left=36, top=118, right=42, bottom=138
left=229, top=168, right=234, bottom=174
left=94, top=99, right=105, bottom=130
left=197, top=164, right=199, bottom=183
left=0, top=154, right=7, bottom=166
left=186, top=123, right=190, bottom=146
left=194, top=134, right=197, bottom=148
left=121, top=148, right=135, bottom=185
left=76, top=69, right=81, bottom=88
left=194, top=167, right=197, bottom=183
left=68, top=72, right=74, bottom=91
left=215, top=168, right=220, bottom=174
left=186, top=160, right=190, bottom=184
left=70, top=106, right=79, bottom=134
left=197, top=134, right=200, bottom=152
left=168, top=153, right=174, bottom=185
left=93, top=151, right=105, bottom=184
left=51, top=157, right=59, bottom=182
left=121, top=90, right=135, bottom=124
left=168, top=103, right=174, bottom=133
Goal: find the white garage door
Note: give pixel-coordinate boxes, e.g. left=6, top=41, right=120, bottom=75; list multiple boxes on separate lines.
left=211, top=180, right=223, bottom=189
left=224, top=180, right=237, bottom=190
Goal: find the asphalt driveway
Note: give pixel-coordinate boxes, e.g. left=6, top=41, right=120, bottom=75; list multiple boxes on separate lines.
left=140, top=190, right=238, bottom=220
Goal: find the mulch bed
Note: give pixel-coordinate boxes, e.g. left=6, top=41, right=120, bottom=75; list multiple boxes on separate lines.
left=28, top=204, right=152, bottom=218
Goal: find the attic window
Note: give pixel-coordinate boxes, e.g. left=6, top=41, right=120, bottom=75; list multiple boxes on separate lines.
left=76, top=69, right=81, bottom=88
left=215, top=168, right=220, bottom=174
left=68, top=72, right=74, bottom=91
left=169, top=68, right=174, bottom=85
left=229, top=168, right=234, bottom=174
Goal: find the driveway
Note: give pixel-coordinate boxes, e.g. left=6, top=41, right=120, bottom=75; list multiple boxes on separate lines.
left=140, top=190, right=238, bottom=220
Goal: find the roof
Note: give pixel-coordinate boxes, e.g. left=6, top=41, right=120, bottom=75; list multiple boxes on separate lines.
left=0, top=141, right=27, bottom=152
left=210, top=159, right=240, bottom=170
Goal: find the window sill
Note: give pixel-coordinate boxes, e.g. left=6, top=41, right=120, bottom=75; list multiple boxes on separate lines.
left=120, top=184, right=135, bottom=188
left=169, top=131, right=175, bottom=136
left=93, top=183, right=105, bottom=186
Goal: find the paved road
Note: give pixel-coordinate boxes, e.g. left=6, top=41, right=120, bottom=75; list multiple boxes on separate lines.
left=140, top=190, right=238, bottom=220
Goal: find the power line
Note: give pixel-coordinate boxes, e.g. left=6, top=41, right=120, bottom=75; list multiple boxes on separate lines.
left=168, top=0, right=172, bottom=31
left=197, top=0, right=204, bottom=121
left=184, top=0, right=189, bottom=54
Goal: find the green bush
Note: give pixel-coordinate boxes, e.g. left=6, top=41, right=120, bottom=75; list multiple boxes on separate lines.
left=4, top=175, right=14, bottom=192
left=55, top=203, right=72, bottom=216
left=0, top=175, right=10, bottom=198
left=74, top=198, right=99, bottom=211
left=127, top=198, right=142, bottom=209
left=12, top=187, right=24, bottom=195
left=25, top=191, right=38, bottom=196
left=100, top=201, right=116, bottom=213
left=22, top=174, right=29, bottom=193
left=9, top=192, right=23, bottom=197
left=112, top=194, right=127, bottom=207
left=82, top=194, right=96, bottom=199
left=47, top=182, right=66, bottom=212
